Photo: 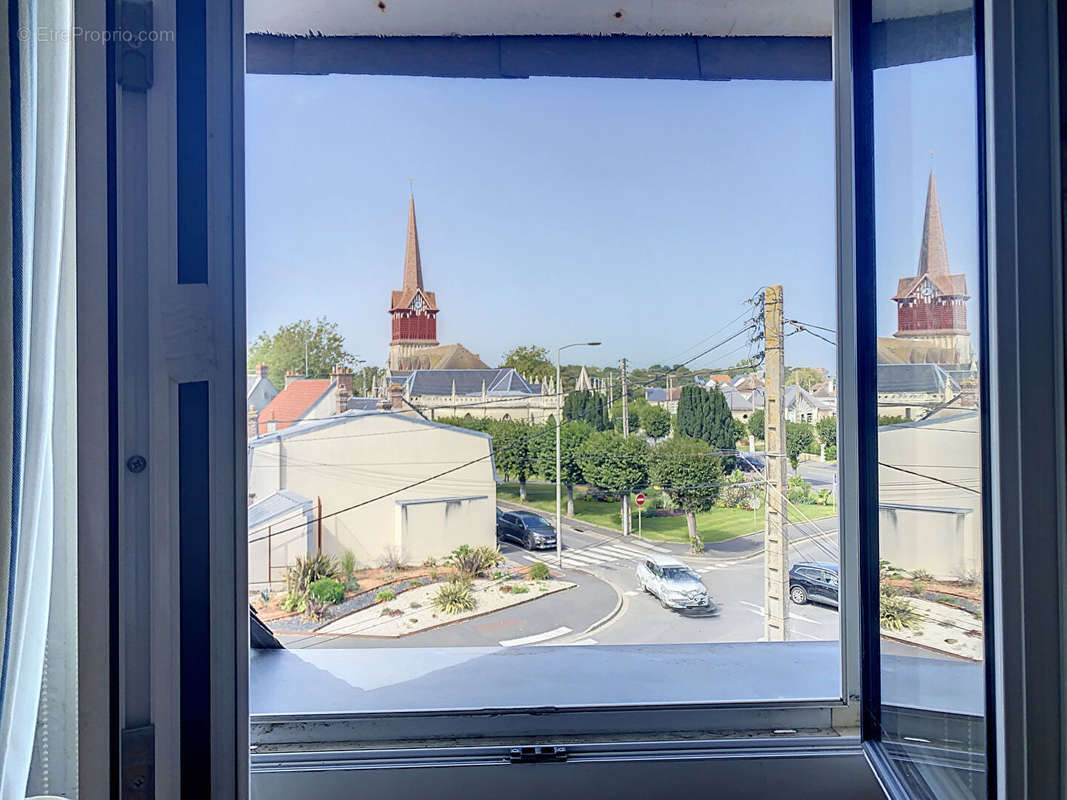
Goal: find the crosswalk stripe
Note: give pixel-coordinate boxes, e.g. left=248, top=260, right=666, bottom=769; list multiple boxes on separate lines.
left=562, top=551, right=604, bottom=566
left=595, top=545, right=645, bottom=560
left=624, top=539, right=672, bottom=553
left=523, top=555, right=542, bottom=563
left=607, top=544, right=658, bottom=557
left=571, top=549, right=617, bottom=564
left=563, top=638, right=598, bottom=646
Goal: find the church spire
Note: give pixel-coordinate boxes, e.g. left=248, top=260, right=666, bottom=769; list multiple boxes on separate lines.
left=917, top=170, right=950, bottom=277
left=403, top=194, right=424, bottom=291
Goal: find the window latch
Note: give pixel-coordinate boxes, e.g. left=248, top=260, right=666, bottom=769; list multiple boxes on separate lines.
left=121, top=724, right=154, bottom=799
left=507, top=745, right=568, bottom=764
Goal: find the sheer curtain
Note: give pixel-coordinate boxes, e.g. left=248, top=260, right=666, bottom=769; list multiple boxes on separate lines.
left=1, top=0, right=77, bottom=797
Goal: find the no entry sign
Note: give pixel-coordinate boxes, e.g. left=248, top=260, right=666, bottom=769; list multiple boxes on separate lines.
left=635, top=493, right=646, bottom=507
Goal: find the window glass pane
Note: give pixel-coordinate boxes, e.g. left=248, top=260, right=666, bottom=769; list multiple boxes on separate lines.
left=872, top=1, right=986, bottom=795
left=245, top=35, right=842, bottom=715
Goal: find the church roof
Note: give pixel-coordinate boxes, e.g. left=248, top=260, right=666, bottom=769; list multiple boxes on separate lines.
left=398, top=368, right=539, bottom=397
left=390, top=195, right=439, bottom=312
left=892, top=171, right=969, bottom=301
left=391, top=343, right=490, bottom=371
left=877, top=363, right=960, bottom=395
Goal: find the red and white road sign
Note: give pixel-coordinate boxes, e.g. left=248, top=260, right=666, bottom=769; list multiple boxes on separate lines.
left=635, top=493, right=646, bottom=507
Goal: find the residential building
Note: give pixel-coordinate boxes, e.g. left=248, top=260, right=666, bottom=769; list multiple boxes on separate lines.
left=253, top=365, right=355, bottom=435
left=877, top=411, right=982, bottom=580
left=247, top=361, right=279, bottom=415
left=247, top=411, right=497, bottom=571
left=388, top=367, right=558, bottom=423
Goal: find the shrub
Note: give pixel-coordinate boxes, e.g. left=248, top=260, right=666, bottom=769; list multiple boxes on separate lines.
left=307, top=577, right=344, bottom=605
left=378, top=546, right=407, bottom=571
left=507, top=583, right=529, bottom=595
left=880, top=590, right=921, bottom=631
left=285, top=553, right=338, bottom=597
left=911, top=568, right=934, bottom=581
left=340, top=549, right=357, bottom=578
left=280, top=593, right=305, bottom=613
left=374, top=589, right=396, bottom=603
left=527, top=562, right=550, bottom=580
left=303, top=596, right=330, bottom=620
left=814, top=488, right=834, bottom=506
left=584, top=487, right=618, bottom=503
left=343, top=576, right=360, bottom=593
left=432, top=578, right=477, bottom=614
left=450, top=544, right=504, bottom=580
left=824, top=445, right=837, bottom=462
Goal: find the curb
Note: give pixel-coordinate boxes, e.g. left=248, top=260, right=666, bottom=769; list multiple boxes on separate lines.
left=563, top=565, right=626, bottom=641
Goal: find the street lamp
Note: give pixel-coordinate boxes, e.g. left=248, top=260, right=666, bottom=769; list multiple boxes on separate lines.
left=556, top=341, right=602, bottom=567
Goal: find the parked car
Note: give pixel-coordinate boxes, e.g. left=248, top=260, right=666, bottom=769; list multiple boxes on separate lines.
left=496, top=510, right=557, bottom=550
left=788, top=562, right=839, bottom=607
left=636, top=554, right=714, bottom=611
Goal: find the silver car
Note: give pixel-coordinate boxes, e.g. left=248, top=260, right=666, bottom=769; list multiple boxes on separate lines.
left=636, top=555, right=714, bottom=611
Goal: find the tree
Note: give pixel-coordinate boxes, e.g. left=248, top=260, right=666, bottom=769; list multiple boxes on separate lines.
left=816, top=415, right=838, bottom=448
left=786, top=366, right=826, bottom=390
left=641, top=405, right=672, bottom=440
left=355, top=365, right=385, bottom=396
left=489, top=420, right=538, bottom=501
left=730, top=418, right=748, bottom=446
left=786, top=421, right=816, bottom=469
left=705, top=386, right=735, bottom=450
left=533, top=421, right=593, bottom=516
left=248, top=317, right=358, bottom=390
left=676, top=385, right=713, bottom=441
left=500, top=345, right=553, bottom=377
left=576, top=432, right=651, bottom=501
left=747, top=409, right=765, bottom=440
left=650, top=437, right=725, bottom=554
left=563, top=389, right=610, bottom=431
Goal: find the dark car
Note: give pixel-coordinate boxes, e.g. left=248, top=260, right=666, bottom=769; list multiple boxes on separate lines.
left=496, top=510, right=557, bottom=550
left=789, top=562, right=839, bottom=607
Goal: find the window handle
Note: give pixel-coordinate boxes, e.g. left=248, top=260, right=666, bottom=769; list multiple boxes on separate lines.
left=507, top=746, right=568, bottom=764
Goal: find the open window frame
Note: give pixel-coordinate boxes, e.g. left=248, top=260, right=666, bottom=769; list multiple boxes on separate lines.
left=71, top=0, right=1067, bottom=798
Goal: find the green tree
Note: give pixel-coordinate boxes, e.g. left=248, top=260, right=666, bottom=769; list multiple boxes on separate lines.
left=730, top=418, right=748, bottom=446
left=437, top=416, right=492, bottom=433
left=878, top=415, right=908, bottom=426
left=650, top=437, right=725, bottom=554
left=355, top=365, right=385, bottom=396
left=786, top=421, right=816, bottom=469
left=577, top=432, right=651, bottom=500
left=705, top=386, right=736, bottom=450
left=816, top=415, right=838, bottom=448
left=500, top=345, right=553, bottom=377
left=533, top=421, right=593, bottom=516
left=786, top=367, right=826, bottom=390
left=489, top=420, right=537, bottom=501
left=248, top=317, right=359, bottom=389
left=641, top=405, right=672, bottom=440
left=676, top=385, right=713, bottom=441
left=747, top=409, right=765, bottom=440
left=563, top=389, right=610, bottom=431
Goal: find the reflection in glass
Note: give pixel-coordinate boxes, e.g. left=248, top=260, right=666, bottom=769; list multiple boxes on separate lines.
left=873, top=2, right=986, bottom=796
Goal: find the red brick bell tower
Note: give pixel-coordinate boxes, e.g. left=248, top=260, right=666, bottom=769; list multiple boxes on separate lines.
left=388, top=195, right=439, bottom=370
left=890, top=171, right=972, bottom=364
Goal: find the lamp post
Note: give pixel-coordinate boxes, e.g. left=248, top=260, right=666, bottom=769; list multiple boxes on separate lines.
left=556, top=341, right=601, bottom=567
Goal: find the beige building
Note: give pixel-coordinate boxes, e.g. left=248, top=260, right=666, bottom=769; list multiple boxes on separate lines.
left=387, top=367, right=562, bottom=423
left=247, top=410, right=498, bottom=587
left=877, top=410, right=982, bottom=580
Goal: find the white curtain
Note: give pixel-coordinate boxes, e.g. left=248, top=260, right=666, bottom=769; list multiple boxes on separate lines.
left=0, top=0, right=76, bottom=797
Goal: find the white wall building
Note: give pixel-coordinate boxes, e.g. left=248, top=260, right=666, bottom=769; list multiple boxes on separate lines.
left=247, top=411, right=498, bottom=583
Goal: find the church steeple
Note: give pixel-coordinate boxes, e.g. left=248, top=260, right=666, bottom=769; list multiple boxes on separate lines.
left=403, top=195, right=425, bottom=291
left=917, top=170, right=950, bottom=277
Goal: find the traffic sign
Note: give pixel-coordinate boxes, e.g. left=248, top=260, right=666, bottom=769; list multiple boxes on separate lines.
left=635, top=493, right=646, bottom=507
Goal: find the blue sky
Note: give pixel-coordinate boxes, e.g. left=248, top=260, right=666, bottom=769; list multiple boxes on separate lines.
left=246, top=57, right=978, bottom=375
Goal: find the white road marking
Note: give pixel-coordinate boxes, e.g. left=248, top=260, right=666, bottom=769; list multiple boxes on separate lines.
left=596, top=545, right=647, bottom=559
left=625, top=539, right=672, bottom=553
left=500, top=626, right=573, bottom=647
left=564, top=551, right=611, bottom=565
left=736, top=599, right=825, bottom=625
left=788, top=611, right=822, bottom=624
left=561, top=638, right=598, bottom=646
left=624, top=590, right=641, bottom=596
left=522, top=555, right=540, bottom=563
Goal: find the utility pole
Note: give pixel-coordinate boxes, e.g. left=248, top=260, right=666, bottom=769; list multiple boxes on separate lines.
left=621, top=358, right=631, bottom=537
left=764, top=286, right=789, bottom=640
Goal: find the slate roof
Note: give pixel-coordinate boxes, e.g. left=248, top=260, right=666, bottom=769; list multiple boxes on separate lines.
left=347, top=397, right=380, bottom=411
left=248, top=489, right=313, bottom=530
left=256, top=379, right=334, bottom=434
left=398, top=368, right=539, bottom=397
left=877, top=363, right=960, bottom=395
left=645, top=386, right=682, bottom=403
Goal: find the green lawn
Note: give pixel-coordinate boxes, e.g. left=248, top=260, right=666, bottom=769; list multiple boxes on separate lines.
left=497, top=483, right=836, bottom=544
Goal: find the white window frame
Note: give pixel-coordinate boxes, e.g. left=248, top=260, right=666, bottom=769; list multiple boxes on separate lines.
left=71, top=0, right=1067, bottom=797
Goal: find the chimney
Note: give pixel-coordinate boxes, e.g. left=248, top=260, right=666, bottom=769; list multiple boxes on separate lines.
left=336, top=382, right=351, bottom=414
left=389, top=383, right=404, bottom=411
left=331, top=364, right=354, bottom=397
left=247, top=405, right=259, bottom=439
left=285, top=369, right=304, bottom=388
left=256, top=362, right=269, bottom=380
